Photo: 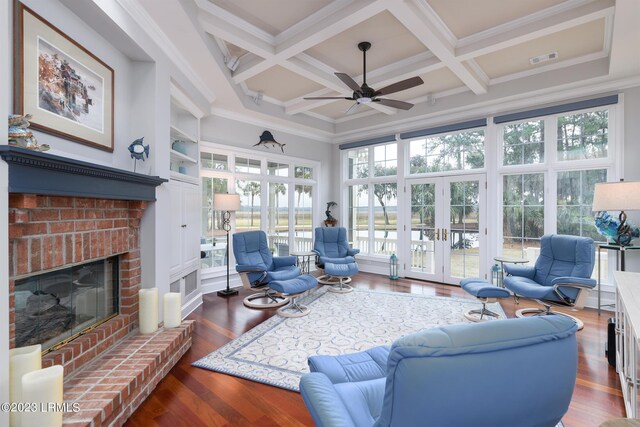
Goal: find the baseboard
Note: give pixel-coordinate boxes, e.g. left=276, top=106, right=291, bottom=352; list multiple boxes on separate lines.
left=201, top=274, right=243, bottom=295
left=182, top=292, right=203, bottom=318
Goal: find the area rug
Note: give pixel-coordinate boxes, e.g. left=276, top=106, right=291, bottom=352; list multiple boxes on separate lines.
left=193, top=287, right=506, bottom=391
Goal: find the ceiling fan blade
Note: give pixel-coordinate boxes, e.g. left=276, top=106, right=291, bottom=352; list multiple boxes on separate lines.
left=345, top=102, right=361, bottom=115
left=335, top=72, right=362, bottom=92
left=303, top=97, right=352, bottom=100
left=375, top=76, right=424, bottom=96
left=374, top=98, right=414, bottom=110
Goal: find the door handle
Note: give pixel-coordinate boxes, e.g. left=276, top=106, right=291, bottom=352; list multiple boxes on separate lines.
left=443, top=229, right=448, bottom=241
left=435, top=229, right=440, bottom=241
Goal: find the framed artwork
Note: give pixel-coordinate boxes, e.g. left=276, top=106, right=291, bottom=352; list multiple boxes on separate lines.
left=14, top=2, right=114, bottom=152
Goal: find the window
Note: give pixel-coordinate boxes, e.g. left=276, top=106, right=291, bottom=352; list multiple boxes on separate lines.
left=200, top=152, right=228, bottom=171
left=235, top=157, right=261, bottom=174
left=450, top=181, right=480, bottom=278
left=502, top=173, right=545, bottom=260
left=348, top=185, right=369, bottom=254
left=268, top=162, right=288, bottom=177
left=502, top=120, right=544, bottom=165
left=557, top=169, right=607, bottom=240
left=236, top=180, right=261, bottom=233
left=294, top=185, right=313, bottom=252
left=372, top=183, right=397, bottom=255
left=409, top=129, right=484, bottom=174
left=201, top=177, right=228, bottom=268
left=373, top=144, right=397, bottom=176
left=347, top=148, right=368, bottom=179
left=557, top=110, right=608, bottom=161
left=268, top=183, right=288, bottom=254
left=200, top=146, right=317, bottom=271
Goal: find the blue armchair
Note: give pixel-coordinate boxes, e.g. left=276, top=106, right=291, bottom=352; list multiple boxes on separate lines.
left=300, top=316, right=578, bottom=427
left=504, top=234, right=596, bottom=330
left=313, top=227, right=360, bottom=287
left=232, top=230, right=300, bottom=308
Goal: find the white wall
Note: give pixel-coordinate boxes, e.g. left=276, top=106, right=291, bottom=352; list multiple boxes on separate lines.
left=0, top=0, right=10, bottom=423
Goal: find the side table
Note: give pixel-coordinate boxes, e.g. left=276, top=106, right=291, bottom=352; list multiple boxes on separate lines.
left=597, top=243, right=640, bottom=314
left=493, top=256, right=529, bottom=288
left=290, top=251, right=316, bottom=274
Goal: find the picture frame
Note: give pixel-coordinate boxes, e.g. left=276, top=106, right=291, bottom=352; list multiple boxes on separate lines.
left=14, top=2, right=114, bottom=152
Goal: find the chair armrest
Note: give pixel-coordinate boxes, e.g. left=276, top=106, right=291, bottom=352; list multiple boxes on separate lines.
left=235, top=264, right=266, bottom=274
left=273, top=256, right=297, bottom=269
left=299, top=373, right=357, bottom=427
left=503, top=264, right=535, bottom=279
left=347, top=248, right=360, bottom=256
left=551, top=276, right=597, bottom=288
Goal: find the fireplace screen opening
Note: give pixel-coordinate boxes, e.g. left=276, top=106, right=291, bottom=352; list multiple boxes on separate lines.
left=14, top=256, right=119, bottom=352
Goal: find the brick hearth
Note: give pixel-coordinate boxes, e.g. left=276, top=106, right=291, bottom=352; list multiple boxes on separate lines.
left=8, top=193, right=147, bottom=375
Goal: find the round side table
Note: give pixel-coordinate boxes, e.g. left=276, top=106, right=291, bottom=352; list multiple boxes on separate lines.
left=493, top=256, right=529, bottom=288
left=290, top=251, right=315, bottom=274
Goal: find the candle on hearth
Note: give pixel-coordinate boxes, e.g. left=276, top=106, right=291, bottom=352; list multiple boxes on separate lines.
left=163, top=292, right=182, bottom=328
left=139, top=288, right=159, bottom=334
left=9, top=344, right=42, bottom=427
left=21, top=365, right=63, bottom=427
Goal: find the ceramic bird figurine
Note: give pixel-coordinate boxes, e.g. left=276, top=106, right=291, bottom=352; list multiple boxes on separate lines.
left=8, top=114, right=50, bottom=151
left=128, top=137, right=149, bottom=172
left=254, top=131, right=285, bottom=153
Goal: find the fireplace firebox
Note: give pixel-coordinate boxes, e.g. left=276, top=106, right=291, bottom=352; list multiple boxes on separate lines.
left=14, top=256, right=119, bottom=352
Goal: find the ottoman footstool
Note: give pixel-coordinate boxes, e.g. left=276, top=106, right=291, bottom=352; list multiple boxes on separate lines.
left=321, top=262, right=358, bottom=293
left=269, top=274, right=318, bottom=317
left=460, top=278, right=511, bottom=322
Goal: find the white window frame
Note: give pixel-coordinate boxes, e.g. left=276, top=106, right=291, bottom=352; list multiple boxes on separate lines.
left=200, top=141, right=319, bottom=278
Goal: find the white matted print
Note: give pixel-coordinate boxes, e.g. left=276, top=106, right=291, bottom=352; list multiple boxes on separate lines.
left=15, top=3, right=114, bottom=151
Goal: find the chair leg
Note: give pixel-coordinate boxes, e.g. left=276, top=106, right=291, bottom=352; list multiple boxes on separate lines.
left=243, top=289, right=289, bottom=309
left=317, top=274, right=352, bottom=286
left=515, top=301, right=584, bottom=330
left=327, top=276, right=353, bottom=293
left=277, top=294, right=311, bottom=318
left=464, top=300, right=502, bottom=322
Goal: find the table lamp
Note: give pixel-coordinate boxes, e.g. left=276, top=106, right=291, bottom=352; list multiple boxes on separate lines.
left=592, top=180, right=640, bottom=246
left=214, top=193, right=241, bottom=297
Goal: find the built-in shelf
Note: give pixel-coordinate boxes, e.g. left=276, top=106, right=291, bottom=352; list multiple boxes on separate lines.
left=170, top=149, right=197, bottom=164
left=170, top=171, right=200, bottom=185
left=170, top=124, right=197, bottom=144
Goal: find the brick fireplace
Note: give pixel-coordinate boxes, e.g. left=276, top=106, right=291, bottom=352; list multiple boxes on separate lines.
left=2, top=146, right=194, bottom=426
left=8, top=193, right=147, bottom=375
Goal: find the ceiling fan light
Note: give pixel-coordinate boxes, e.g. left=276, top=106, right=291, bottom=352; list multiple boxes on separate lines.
left=357, top=97, right=372, bottom=104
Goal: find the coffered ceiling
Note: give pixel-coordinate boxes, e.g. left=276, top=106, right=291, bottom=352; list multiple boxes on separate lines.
left=133, top=0, right=639, bottom=141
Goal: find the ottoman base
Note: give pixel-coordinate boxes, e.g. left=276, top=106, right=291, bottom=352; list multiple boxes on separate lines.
left=461, top=279, right=510, bottom=323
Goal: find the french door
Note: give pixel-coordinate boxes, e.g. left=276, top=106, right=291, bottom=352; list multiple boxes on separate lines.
left=404, top=174, right=486, bottom=285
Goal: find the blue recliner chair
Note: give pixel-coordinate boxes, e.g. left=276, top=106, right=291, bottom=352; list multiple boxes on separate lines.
left=232, top=230, right=300, bottom=308
left=300, top=316, right=578, bottom=427
left=313, top=227, right=360, bottom=291
left=504, top=234, right=596, bottom=330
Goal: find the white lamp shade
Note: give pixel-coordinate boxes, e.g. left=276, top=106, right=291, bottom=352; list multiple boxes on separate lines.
left=592, top=181, right=640, bottom=211
left=214, top=193, right=241, bottom=211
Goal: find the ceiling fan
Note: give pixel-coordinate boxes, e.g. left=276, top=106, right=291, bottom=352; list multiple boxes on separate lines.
left=304, top=41, right=424, bottom=113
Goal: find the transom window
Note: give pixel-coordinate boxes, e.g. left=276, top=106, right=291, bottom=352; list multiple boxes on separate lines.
left=409, top=129, right=485, bottom=174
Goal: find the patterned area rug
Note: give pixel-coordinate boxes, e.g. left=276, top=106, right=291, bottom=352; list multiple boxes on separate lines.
left=193, top=286, right=506, bottom=391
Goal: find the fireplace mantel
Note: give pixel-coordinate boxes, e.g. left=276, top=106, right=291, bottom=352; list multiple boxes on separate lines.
left=0, top=146, right=167, bottom=201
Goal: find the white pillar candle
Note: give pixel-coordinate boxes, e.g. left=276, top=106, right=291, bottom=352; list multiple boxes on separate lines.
left=21, top=365, right=63, bottom=427
left=139, top=288, right=158, bottom=334
left=9, top=344, right=42, bottom=427
left=163, top=292, right=182, bottom=328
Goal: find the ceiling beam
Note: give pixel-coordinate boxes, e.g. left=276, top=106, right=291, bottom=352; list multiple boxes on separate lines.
left=456, top=0, right=615, bottom=61
left=387, top=0, right=488, bottom=95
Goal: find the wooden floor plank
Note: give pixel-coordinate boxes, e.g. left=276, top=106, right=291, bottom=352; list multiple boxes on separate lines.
left=125, top=273, right=625, bottom=427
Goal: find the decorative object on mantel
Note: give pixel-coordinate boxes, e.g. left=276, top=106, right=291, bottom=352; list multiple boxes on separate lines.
left=8, top=114, right=50, bottom=151
left=593, top=180, right=640, bottom=246
left=254, top=130, right=285, bottom=153
left=139, top=288, right=159, bottom=334
left=215, top=193, right=241, bottom=297
left=14, top=3, right=114, bottom=152
left=128, top=137, right=149, bottom=172
left=323, top=201, right=338, bottom=227
left=9, top=344, right=41, bottom=427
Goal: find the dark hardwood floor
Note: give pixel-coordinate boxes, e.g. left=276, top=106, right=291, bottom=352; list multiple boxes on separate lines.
left=125, top=273, right=625, bottom=427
